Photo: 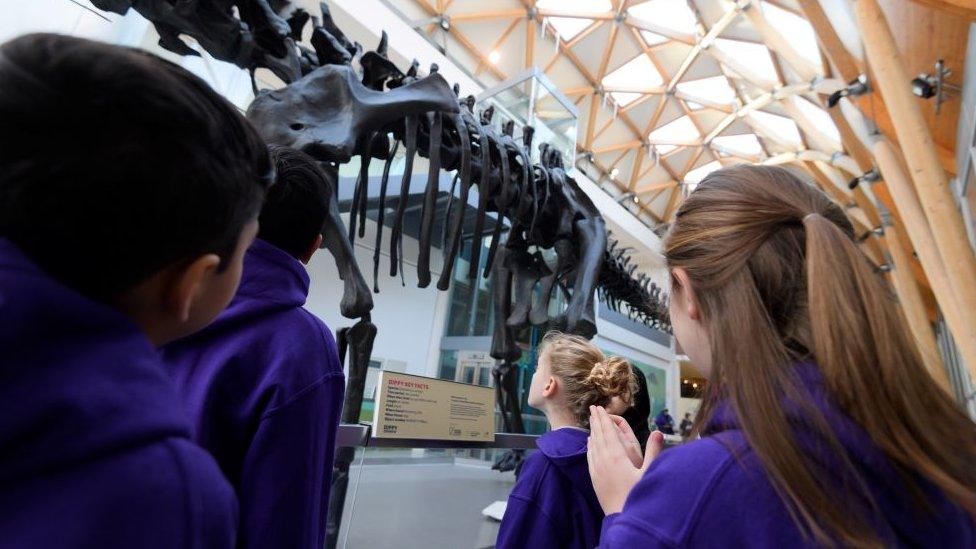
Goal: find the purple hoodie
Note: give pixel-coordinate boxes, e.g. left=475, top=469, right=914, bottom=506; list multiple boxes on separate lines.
left=600, top=366, right=976, bottom=547
left=0, top=239, right=237, bottom=548
left=497, top=427, right=604, bottom=549
left=161, top=238, right=344, bottom=549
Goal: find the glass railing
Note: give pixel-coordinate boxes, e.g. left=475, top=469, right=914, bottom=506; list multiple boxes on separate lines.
left=331, top=424, right=538, bottom=549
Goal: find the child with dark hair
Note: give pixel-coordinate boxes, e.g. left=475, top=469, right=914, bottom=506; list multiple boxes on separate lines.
left=0, top=34, right=272, bottom=548
left=162, top=146, right=345, bottom=549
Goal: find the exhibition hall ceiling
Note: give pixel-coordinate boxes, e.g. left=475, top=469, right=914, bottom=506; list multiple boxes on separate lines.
left=387, top=0, right=969, bottom=228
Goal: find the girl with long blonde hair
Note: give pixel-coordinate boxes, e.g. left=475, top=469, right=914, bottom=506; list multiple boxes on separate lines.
left=588, top=165, right=976, bottom=547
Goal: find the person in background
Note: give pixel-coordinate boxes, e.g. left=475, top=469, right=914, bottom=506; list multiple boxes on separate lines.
left=679, top=413, right=693, bottom=438
left=496, top=332, right=637, bottom=549
left=0, top=33, right=272, bottom=548
left=587, top=165, right=976, bottom=547
left=608, top=365, right=651, bottom=450
left=653, top=408, right=675, bottom=435
left=162, top=146, right=345, bottom=549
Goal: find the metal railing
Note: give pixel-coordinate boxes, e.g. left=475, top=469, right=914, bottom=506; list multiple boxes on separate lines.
left=336, top=423, right=539, bottom=450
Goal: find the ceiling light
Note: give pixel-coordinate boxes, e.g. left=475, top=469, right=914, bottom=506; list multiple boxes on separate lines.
left=633, top=196, right=640, bottom=204
left=488, top=50, right=501, bottom=64
left=610, top=167, right=620, bottom=178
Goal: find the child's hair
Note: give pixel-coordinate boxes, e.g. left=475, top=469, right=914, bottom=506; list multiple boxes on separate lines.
left=0, top=33, right=272, bottom=301
left=260, top=146, right=331, bottom=260
left=665, top=164, right=976, bottom=547
left=539, top=332, right=636, bottom=427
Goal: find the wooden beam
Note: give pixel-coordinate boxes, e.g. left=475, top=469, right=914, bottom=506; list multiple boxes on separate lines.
left=663, top=186, right=683, bottom=222
left=855, top=0, right=976, bottom=376
left=525, top=17, right=535, bottom=69
left=474, top=18, right=521, bottom=76
left=741, top=3, right=820, bottom=82
left=413, top=0, right=508, bottom=80
left=628, top=147, right=646, bottom=191
left=584, top=94, right=602, bottom=150
left=885, top=222, right=952, bottom=391
left=795, top=0, right=862, bottom=82
left=872, top=136, right=976, bottom=380
left=592, top=140, right=642, bottom=154
left=449, top=9, right=527, bottom=22
left=906, top=0, right=976, bottom=19
left=634, top=180, right=677, bottom=195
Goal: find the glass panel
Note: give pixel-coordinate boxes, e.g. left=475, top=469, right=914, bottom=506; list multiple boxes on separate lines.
left=338, top=445, right=529, bottom=548
left=628, top=0, right=698, bottom=34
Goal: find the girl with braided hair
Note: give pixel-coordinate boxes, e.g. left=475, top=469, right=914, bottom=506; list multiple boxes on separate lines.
left=497, top=332, right=637, bottom=549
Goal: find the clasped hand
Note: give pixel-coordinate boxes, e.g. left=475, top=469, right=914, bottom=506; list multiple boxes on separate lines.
left=586, top=405, right=664, bottom=514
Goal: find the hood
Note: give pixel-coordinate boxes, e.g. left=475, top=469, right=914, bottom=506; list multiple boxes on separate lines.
left=207, top=238, right=309, bottom=329
left=537, top=427, right=600, bottom=504
left=703, top=363, right=896, bottom=476
left=0, top=239, right=189, bottom=483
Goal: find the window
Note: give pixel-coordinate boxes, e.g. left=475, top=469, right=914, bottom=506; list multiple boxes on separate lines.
left=676, top=75, right=738, bottom=105
left=712, top=133, right=764, bottom=156
left=760, top=2, right=821, bottom=68
left=713, top=38, right=779, bottom=83
left=537, top=0, right=611, bottom=41
left=649, top=115, right=700, bottom=145
left=628, top=0, right=698, bottom=35
left=750, top=110, right=803, bottom=148
left=602, top=54, right=664, bottom=106
left=684, top=160, right=723, bottom=190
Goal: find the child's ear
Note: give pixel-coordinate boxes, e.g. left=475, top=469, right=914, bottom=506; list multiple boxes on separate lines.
left=542, top=376, right=558, bottom=398
left=167, top=253, right=222, bottom=322
left=300, top=234, right=324, bottom=265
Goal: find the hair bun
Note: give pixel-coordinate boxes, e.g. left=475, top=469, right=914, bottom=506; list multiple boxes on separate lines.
left=586, top=356, right=634, bottom=398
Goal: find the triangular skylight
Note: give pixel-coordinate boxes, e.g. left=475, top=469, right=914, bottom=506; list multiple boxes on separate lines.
left=537, top=0, right=612, bottom=41
left=602, top=54, right=663, bottom=106
left=794, top=97, right=842, bottom=145
left=656, top=144, right=678, bottom=155
left=641, top=30, right=668, bottom=46
left=750, top=110, right=803, bottom=147
left=760, top=2, right=821, bottom=68
left=649, top=115, right=700, bottom=144
left=628, top=0, right=698, bottom=35
left=676, top=76, right=737, bottom=104
left=687, top=101, right=705, bottom=110
left=713, top=38, right=779, bottom=84
left=712, top=134, right=764, bottom=156
left=685, top=160, right=723, bottom=189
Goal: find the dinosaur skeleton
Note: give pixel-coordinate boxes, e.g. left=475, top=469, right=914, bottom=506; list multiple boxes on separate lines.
left=90, top=0, right=670, bottom=544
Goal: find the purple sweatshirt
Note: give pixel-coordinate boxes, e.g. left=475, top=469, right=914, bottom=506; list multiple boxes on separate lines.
left=600, top=367, right=976, bottom=547
left=0, top=239, right=237, bottom=548
left=161, top=239, right=344, bottom=549
left=497, top=427, right=604, bottom=549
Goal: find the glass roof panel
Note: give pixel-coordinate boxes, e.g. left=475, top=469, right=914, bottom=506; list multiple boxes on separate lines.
left=750, top=110, right=803, bottom=147
left=537, top=0, right=612, bottom=41
left=760, top=2, right=821, bottom=67
left=795, top=97, right=841, bottom=144
left=611, top=91, right=642, bottom=106
left=713, top=38, right=779, bottom=83
left=685, top=160, right=723, bottom=189
left=628, top=0, right=698, bottom=35
left=641, top=30, right=669, bottom=46
left=676, top=76, right=737, bottom=104
left=656, top=144, right=678, bottom=155
left=602, top=54, right=663, bottom=106
left=649, top=115, right=700, bottom=143
left=712, top=134, right=764, bottom=156
left=687, top=101, right=705, bottom=110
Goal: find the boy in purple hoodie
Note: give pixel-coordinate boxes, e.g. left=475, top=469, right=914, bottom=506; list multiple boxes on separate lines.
left=496, top=333, right=637, bottom=549
left=0, top=34, right=272, bottom=548
left=162, top=146, right=345, bottom=549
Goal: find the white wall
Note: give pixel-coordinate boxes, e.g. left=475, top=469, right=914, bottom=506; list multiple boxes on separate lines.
left=305, top=217, right=450, bottom=379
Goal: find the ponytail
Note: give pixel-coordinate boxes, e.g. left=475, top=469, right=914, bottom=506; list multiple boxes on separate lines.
left=665, top=165, right=976, bottom=547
